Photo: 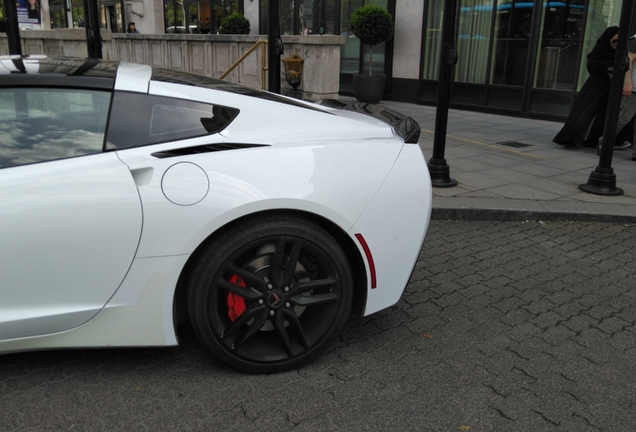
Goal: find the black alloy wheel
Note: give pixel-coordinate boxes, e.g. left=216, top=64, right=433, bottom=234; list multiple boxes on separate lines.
left=188, top=215, right=353, bottom=373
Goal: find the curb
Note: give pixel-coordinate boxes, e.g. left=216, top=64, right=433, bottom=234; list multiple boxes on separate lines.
left=432, top=207, right=636, bottom=224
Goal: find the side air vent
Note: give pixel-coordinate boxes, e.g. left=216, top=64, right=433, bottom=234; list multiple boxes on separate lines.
left=151, top=143, right=269, bottom=159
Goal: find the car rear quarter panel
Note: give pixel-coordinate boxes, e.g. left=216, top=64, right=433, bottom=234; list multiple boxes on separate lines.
left=115, top=135, right=404, bottom=258
left=350, top=144, right=432, bottom=315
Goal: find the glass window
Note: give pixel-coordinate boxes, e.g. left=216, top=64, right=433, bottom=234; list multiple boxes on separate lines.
left=340, top=0, right=363, bottom=73
left=533, top=1, right=584, bottom=90
left=106, top=92, right=231, bottom=149
left=456, top=1, right=494, bottom=84
left=99, top=2, right=124, bottom=33
left=279, top=0, right=294, bottom=35
left=301, top=0, right=314, bottom=34
left=187, top=1, right=200, bottom=33
left=342, top=0, right=387, bottom=74
left=165, top=0, right=185, bottom=33
left=49, top=0, right=68, bottom=29
left=208, top=0, right=239, bottom=34
left=576, top=0, right=623, bottom=91
left=423, top=0, right=444, bottom=80
left=490, top=1, right=535, bottom=86
left=0, top=88, right=111, bottom=169
left=72, top=1, right=85, bottom=27
left=150, top=104, right=212, bottom=136
left=313, top=0, right=336, bottom=34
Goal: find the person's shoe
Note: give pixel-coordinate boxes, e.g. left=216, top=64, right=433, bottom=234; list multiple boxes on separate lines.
left=615, top=141, right=632, bottom=149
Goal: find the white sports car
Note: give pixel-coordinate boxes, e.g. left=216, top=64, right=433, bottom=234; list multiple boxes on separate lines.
left=0, top=57, right=432, bottom=373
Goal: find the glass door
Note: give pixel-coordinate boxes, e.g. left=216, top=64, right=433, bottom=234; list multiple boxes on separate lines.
left=532, top=1, right=584, bottom=90
left=339, top=0, right=391, bottom=94
left=489, top=2, right=534, bottom=87
left=99, top=1, right=123, bottom=33
left=49, top=0, right=68, bottom=29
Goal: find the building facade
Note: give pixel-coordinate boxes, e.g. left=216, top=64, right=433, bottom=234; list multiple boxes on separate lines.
left=26, top=0, right=631, bottom=119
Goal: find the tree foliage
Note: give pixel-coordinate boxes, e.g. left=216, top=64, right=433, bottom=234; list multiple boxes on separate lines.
left=220, top=12, right=250, bottom=35
left=349, top=5, right=394, bottom=47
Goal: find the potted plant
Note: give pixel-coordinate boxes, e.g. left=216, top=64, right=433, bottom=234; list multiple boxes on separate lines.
left=220, top=12, right=250, bottom=35
left=349, top=5, right=394, bottom=103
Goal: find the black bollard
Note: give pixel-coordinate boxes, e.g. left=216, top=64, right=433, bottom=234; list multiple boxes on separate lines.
left=428, top=0, right=458, bottom=188
left=579, top=0, right=635, bottom=196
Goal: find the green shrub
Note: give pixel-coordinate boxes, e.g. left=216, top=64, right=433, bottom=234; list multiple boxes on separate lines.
left=349, top=5, right=394, bottom=47
left=220, top=13, right=250, bottom=35
left=349, top=5, right=394, bottom=75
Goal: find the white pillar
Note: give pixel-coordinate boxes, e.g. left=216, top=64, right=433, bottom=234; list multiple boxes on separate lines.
left=244, top=0, right=260, bottom=35
left=392, top=1, right=423, bottom=80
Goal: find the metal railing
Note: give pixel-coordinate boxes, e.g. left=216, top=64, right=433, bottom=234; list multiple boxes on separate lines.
left=219, top=40, right=268, bottom=90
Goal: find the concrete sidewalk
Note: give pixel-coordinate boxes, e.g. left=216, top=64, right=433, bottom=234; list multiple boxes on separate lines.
left=378, top=100, right=636, bottom=223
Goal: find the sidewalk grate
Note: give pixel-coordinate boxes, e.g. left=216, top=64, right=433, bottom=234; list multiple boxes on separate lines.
left=497, top=141, right=532, bottom=148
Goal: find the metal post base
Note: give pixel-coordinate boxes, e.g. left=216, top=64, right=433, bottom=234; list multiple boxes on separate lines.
left=428, top=159, right=457, bottom=188
left=579, top=167, right=623, bottom=196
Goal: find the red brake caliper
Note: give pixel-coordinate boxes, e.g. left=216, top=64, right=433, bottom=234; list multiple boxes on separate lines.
left=227, top=274, right=247, bottom=322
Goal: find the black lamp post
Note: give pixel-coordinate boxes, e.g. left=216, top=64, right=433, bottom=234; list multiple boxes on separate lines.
left=83, top=0, right=102, bottom=59
left=428, top=0, right=458, bottom=187
left=268, top=0, right=282, bottom=93
left=579, top=0, right=635, bottom=195
left=2, top=0, right=22, bottom=56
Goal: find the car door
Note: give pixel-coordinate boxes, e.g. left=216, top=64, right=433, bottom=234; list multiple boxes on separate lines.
left=0, top=86, right=142, bottom=340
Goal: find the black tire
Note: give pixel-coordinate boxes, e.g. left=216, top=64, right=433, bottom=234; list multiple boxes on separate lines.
left=188, top=215, right=353, bottom=373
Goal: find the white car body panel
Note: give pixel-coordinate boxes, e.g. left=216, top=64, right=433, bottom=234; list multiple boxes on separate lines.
left=350, top=144, right=432, bottom=315
left=0, top=153, right=142, bottom=340
left=114, top=62, right=152, bottom=93
left=0, top=59, right=433, bottom=358
left=0, top=255, right=185, bottom=350
left=116, top=135, right=402, bottom=258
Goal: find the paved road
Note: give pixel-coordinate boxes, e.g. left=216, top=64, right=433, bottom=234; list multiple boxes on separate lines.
left=2, top=220, right=636, bottom=431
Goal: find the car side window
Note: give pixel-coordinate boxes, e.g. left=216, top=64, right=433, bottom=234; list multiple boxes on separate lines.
left=106, top=91, right=239, bottom=150
left=0, top=88, right=111, bottom=169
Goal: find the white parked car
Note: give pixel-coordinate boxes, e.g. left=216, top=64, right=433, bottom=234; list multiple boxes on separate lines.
left=0, top=57, right=432, bottom=373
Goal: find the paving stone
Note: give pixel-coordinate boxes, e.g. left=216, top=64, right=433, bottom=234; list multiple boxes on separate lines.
left=2, top=221, right=636, bottom=431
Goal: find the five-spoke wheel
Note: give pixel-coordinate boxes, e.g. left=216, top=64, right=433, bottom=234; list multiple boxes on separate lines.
left=188, top=215, right=353, bottom=373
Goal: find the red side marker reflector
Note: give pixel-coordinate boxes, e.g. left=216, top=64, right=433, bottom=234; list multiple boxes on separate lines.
left=355, top=233, right=377, bottom=289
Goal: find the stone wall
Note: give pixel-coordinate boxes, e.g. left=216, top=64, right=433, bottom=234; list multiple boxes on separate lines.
left=0, top=30, right=344, bottom=101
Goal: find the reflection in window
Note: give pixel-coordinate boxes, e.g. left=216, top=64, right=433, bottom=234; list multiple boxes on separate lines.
left=0, top=89, right=111, bottom=169
left=456, top=0, right=493, bottom=84
left=71, top=1, right=85, bottom=27
left=100, top=2, right=124, bottom=33
left=490, top=2, right=534, bottom=86
left=342, top=0, right=388, bottom=74
left=534, top=1, right=584, bottom=90
left=423, top=0, right=444, bottom=80
left=49, top=0, right=68, bottom=29
left=150, top=105, right=210, bottom=136
left=577, top=0, right=623, bottom=91
left=107, top=92, right=222, bottom=149
left=164, top=0, right=185, bottom=33
left=261, top=0, right=342, bottom=36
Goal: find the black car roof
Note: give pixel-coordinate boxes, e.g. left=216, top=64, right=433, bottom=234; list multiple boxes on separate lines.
left=0, top=57, right=329, bottom=114
left=0, top=57, right=117, bottom=89
left=151, top=67, right=328, bottom=112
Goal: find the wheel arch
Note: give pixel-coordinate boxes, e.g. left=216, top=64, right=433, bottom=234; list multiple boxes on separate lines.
left=172, top=209, right=368, bottom=327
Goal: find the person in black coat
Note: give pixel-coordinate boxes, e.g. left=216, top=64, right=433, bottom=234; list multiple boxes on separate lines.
left=553, top=26, right=619, bottom=148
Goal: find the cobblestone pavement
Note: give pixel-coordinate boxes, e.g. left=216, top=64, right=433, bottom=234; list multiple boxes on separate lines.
left=2, top=220, right=636, bottom=431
